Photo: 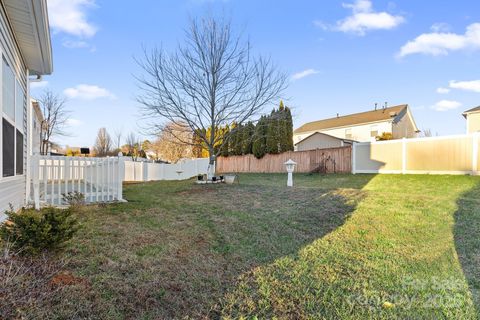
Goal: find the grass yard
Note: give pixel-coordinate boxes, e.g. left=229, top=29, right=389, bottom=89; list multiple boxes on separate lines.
left=2, top=173, right=480, bottom=319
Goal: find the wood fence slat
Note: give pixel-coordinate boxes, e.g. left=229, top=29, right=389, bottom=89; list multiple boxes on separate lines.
left=216, top=146, right=352, bottom=174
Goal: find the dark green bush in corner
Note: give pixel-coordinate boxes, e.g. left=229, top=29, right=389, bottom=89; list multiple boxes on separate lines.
left=0, top=207, right=78, bottom=254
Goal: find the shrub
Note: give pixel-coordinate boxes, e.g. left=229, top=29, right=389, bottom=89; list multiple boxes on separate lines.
left=0, top=207, right=78, bottom=254
left=62, top=191, right=85, bottom=208
left=376, top=132, right=393, bottom=141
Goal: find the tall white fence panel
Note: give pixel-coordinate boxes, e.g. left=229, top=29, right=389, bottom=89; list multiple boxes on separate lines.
left=31, top=155, right=125, bottom=208
left=124, top=158, right=210, bottom=182
left=352, top=133, right=480, bottom=175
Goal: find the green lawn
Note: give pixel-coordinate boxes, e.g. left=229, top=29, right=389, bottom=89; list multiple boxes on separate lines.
left=4, top=174, right=480, bottom=319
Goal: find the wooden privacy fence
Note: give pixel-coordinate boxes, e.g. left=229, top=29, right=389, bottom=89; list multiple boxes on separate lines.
left=216, top=146, right=352, bottom=173
left=352, top=133, right=480, bottom=175
left=30, top=155, right=125, bottom=208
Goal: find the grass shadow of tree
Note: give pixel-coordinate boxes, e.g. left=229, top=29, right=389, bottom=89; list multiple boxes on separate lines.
left=454, top=181, right=480, bottom=317
left=75, top=173, right=376, bottom=319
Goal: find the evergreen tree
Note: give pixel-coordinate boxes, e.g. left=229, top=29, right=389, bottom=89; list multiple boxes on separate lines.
left=232, top=124, right=244, bottom=155
left=285, top=106, right=294, bottom=151
left=220, top=125, right=230, bottom=157
left=253, top=116, right=267, bottom=158
left=277, top=102, right=288, bottom=152
left=242, top=121, right=255, bottom=155
left=266, top=109, right=280, bottom=154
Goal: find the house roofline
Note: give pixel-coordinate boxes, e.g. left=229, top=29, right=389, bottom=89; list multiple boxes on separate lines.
left=294, top=118, right=394, bottom=135
left=294, top=131, right=357, bottom=146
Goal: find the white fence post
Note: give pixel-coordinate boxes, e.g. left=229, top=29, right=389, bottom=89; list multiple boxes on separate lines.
left=117, top=155, right=125, bottom=201
left=352, top=143, right=357, bottom=174
left=473, top=132, right=479, bottom=175
left=143, top=161, right=148, bottom=182
left=32, top=155, right=40, bottom=210
left=402, top=138, right=407, bottom=174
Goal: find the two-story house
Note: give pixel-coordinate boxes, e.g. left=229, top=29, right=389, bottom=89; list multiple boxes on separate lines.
left=293, top=104, right=419, bottom=149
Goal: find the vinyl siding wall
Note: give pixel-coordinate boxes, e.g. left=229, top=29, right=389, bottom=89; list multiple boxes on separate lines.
left=296, top=133, right=347, bottom=151
left=0, top=3, right=29, bottom=220
left=294, top=120, right=393, bottom=144
left=467, top=113, right=480, bottom=134
left=392, top=110, right=417, bottom=139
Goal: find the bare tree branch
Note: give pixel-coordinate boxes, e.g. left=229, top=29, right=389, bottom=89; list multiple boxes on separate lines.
left=35, top=90, right=71, bottom=155
left=135, top=16, right=287, bottom=169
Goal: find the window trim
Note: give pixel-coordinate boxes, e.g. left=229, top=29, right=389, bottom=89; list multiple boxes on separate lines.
left=0, top=51, right=26, bottom=179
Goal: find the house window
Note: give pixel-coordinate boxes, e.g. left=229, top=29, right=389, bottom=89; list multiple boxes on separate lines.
left=345, top=129, right=352, bottom=139
left=15, top=80, right=24, bottom=127
left=2, top=57, right=15, bottom=121
left=16, top=130, right=24, bottom=175
left=370, top=125, right=378, bottom=138
left=1, top=55, right=25, bottom=177
left=2, top=119, right=14, bottom=177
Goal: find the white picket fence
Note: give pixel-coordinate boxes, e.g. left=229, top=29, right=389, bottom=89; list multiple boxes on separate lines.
left=124, top=158, right=210, bottom=182
left=30, top=155, right=125, bottom=208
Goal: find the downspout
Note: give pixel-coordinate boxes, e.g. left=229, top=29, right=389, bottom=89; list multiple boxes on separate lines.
left=26, top=74, right=43, bottom=205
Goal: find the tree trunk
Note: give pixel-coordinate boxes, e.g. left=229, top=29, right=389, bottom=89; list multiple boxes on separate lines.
left=208, top=146, right=215, bottom=179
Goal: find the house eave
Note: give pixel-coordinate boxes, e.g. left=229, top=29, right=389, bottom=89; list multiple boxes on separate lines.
left=294, top=118, right=394, bottom=135
left=3, top=0, right=53, bottom=76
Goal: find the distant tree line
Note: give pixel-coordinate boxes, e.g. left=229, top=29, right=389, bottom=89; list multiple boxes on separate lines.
left=192, top=101, right=294, bottom=159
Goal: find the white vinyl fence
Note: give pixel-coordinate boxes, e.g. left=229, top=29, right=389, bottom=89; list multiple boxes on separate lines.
left=30, top=155, right=125, bottom=208
left=124, top=158, right=210, bottom=182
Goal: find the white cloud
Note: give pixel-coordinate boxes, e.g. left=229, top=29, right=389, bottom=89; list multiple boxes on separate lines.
left=64, top=84, right=116, bottom=100
left=317, top=0, right=405, bottom=36
left=398, top=23, right=480, bottom=57
left=431, top=100, right=462, bottom=112
left=449, top=80, right=480, bottom=93
left=430, top=23, right=451, bottom=33
left=30, top=81, right=49, bottom=89
left=66, top=118, right=83, bottom=127
left=291, top=69, right=320, bottom=81
left=62, top=39, right=97, bottom=52
left=436, top=87, right=450, bottom=94
left=48, top=0, right=97, bottom=38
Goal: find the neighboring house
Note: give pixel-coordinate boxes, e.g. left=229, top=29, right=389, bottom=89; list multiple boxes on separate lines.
left=29, top=99, right=43, bottom=156
left=0, top=0, right=52, bottom=217
left=463, top=106, right=480, bottom=134
left=295, top=132, right=354, bottom=152
left=294, top=104, right=419, bottom=144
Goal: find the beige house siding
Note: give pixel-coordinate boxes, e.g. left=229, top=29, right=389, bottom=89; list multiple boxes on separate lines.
left=393, top=110, right=417, bottom=139
left=0, top=4, right=29, bottom=219
left=296, top=133, right=349, bottom=151
left=294, top=120, right=393, bottom=144
left=467, top=113, right=480, bottom=133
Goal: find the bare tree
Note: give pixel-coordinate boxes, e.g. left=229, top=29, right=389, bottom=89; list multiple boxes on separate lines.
left=421, top=129, right=433, bottom=137
left=136, top=16, right=287, bottom=174
left=113, top=128, right=123, bottom=153
left=124, top=132, right=142, bottom=161
left=148, top=122, right=193, bottom=163
left=36, top=90, right=70, bottom=155
left=93, top=128, right=112, bottom=157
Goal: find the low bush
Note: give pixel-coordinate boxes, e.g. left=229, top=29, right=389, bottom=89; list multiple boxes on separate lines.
left=0, top=206, right=78, bottom=254
left=62, top=191, right=86, bottom=208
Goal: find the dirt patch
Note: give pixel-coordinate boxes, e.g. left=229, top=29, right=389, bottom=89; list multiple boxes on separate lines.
left=50, top=271, right=89, bottom=287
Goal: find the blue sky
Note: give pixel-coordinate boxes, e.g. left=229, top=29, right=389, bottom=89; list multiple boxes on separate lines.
left=34, top=0, right=480, bottom=148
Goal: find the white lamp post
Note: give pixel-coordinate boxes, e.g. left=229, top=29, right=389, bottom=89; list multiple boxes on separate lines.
left=284, top=159, right=297, bottom=187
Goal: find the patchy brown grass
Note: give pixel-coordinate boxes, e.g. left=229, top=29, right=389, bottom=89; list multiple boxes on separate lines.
left=2, top=173, right=479, bottom=319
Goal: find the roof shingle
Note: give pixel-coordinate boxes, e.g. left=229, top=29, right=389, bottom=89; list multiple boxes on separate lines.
left=294, top=104, right=408, bottom=134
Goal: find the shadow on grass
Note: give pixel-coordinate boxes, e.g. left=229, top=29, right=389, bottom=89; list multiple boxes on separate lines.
left=63, top=173, right=376, bottom=319
left=454, top=180, right=480, bottom=317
